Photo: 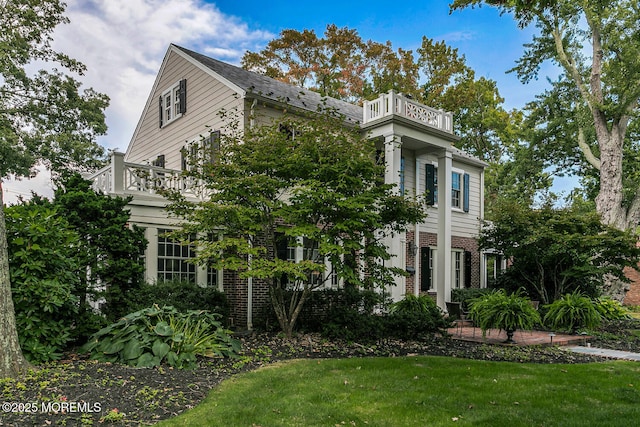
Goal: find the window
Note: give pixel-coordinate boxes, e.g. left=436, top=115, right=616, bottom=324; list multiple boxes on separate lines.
left=159, top=79, right=187, bottom=128
left=421, top=248, right=471, bottom=290
left=275, top=233, right=340, bottom=288
left=182, top=131, right=220, bottom=171
left=425, top=164, right=470, bottom=212
left=420, top=247, right=435, bottom=291
left=157, top=229, right=196, bottom=282
left=453, top=251, right=462, bottom=288
left=452, top=172, right=461, bottom=209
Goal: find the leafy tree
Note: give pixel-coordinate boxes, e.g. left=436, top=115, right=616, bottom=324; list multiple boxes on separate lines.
left=6, top=202, right=80, bottom=363
left=0, top=0, right=108, bottom=377
left=451, top=0, right=640, bottom=231
left=53, top=174, right=147, bottom=325
left=165, top=108, right=427, bottom=338
left=479, top=200, right=640, bottom=304
left=242, top=26, right=547, bottom=214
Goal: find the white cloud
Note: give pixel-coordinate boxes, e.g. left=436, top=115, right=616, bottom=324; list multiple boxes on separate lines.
left=52, top=0, right=272, bottom=151
left=4, top=0, right=272, bottom=204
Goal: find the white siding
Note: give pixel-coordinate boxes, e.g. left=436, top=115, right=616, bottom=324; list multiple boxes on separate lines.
left=126, top=50, right=244, bottom=169
left=416, top=155, right=483, bottom=239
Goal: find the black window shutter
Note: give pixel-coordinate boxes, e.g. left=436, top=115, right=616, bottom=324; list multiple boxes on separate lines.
left=275, top=232, right=289, bottom=287
left=159, top=96, right=163, bottom=128
left=425, top=164, right=436, bottom=206
left=207, top=131, right=221, bottom=164
left=179, top=79, right=187, bottom=114
left=153, top=154, right=165, bottom=168
left=181, top=147, right=187, bottom=171
left=463, top=173, right=470, bottom=213
left=420, top=247, right=431, bottom=292
left=464, top=251, right=472, bottom=288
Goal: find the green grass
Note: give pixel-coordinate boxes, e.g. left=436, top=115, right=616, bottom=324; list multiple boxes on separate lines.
left=159, top=356, right=640, bottom=426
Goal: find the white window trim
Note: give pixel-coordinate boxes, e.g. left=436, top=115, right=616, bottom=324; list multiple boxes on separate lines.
left=452, top=249, right=464, bottom=289
left=451, top=167, right=465, bottom=212
left=428, top=162, right=466, bottom=211
left=160, top=81, right=183, bottom=127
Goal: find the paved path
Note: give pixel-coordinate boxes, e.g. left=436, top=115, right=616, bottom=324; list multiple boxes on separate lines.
left=567, top=346, right=640, bottom=361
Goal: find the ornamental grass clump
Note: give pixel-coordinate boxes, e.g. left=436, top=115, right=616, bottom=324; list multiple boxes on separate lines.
left=81, top=305, right=241, bottom=369
left=543, top=291, right=602, bottom=333
left=468, top=289, right=541, bottom=343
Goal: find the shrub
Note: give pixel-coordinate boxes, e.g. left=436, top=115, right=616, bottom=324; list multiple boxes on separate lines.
left=125, top=280, right=230, bottom=322
left=322, top=292, right=449, bottom=343
left=594, top=297, right=631, bottom=321
left=543, top=291, right=602, bottom=332
left=321, top=286, right=389, bottom=342
left=81, top=305, right=240, bottom=369
left=451, top=288, right=492, bottom=311
left=469, top=290, right=541, bottom=341
left=387, top=295, right=449, bottom=340
left=6, top=204, right=80, bottom=363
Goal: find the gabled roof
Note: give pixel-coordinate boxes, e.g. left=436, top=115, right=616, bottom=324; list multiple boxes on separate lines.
left=173, top=44, right=363, bottom=124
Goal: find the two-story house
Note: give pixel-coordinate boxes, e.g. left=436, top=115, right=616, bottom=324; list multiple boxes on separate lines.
left=88, top=44, right=488, bottom=328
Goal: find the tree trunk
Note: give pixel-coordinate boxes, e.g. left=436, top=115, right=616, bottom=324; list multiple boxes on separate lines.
left=0, top=182, right=30, bottom=377
left=595, top=124, right=627, bottom=230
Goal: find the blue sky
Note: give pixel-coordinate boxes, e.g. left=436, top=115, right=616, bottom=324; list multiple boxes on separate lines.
left=4, top=0, right=566, bottom=203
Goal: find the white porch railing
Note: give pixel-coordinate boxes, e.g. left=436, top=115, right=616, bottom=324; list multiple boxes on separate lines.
left=362, top=91, right=453, bottom=134
left=86, top=152, right=204, bottom=200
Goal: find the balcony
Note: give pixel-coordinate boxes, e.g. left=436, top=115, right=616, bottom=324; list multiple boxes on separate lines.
left=362, top=91, right=453, bottom=134
left=86, top=152, right=204, bottom=200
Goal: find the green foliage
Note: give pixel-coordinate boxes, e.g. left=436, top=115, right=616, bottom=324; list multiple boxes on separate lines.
left=480, top=201, right=640, bottom=303
left=469, top=290, right=541, bottom=336
left=125, top=280, right=230, bottom=321
left=0, top=0, right=108, bottom=179
left=160, top=356, right=640, bottom=427
left=242, top=25, right=537, bottom=210
left=165, top=108, right=427, bottom=337
left=81, top=306, right=240, bottom=369
left=387, top=294, right=450, bottom=340
left=451, top=287, right=492, bottom=311
left=452, top=1, right=640, bottom=230
left=6, top=203, right=80, bottom=363
left=318, top=289, right=448, bottom=342
left=594, top=297, right=631, bottom=321
left=53, top=174, right=147, bottom=324
left=543, top=292, right=602, bottom=333
left=320, top=287, right=389, bottom=342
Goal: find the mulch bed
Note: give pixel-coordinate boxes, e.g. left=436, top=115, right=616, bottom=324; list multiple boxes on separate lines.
left=0, top=332, right=627, bottom=426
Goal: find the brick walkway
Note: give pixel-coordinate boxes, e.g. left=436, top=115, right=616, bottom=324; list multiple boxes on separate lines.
left=448, top=326, right=591, bottom=347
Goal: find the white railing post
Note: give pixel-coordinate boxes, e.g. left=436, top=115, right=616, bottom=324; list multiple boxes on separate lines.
left=111, top=152, right=125, bottom=193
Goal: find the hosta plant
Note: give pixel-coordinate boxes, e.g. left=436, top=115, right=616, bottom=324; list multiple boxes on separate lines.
left=543, top=291, right=602, bottom=333
left=594, top=296, right=631, bottom=321
left=81, top=305, right=240, bottom=369
left=468, top=290, right=541, bottom=343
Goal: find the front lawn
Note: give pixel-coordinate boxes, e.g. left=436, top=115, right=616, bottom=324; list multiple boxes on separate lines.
left=0, top=332, right=636, bottom=426
left=161, top=356, right=640, bottom=427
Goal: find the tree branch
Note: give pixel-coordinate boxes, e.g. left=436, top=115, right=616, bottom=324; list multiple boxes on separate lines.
left=577, top=127, right=601, bottom=170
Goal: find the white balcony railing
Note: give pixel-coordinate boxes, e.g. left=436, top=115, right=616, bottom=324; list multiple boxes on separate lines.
left=86, top=152, right=205, bottom=200
left=362, top=91, right=453, bottom=134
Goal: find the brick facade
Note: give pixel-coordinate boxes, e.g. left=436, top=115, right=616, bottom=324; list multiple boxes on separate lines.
left=623, top=266, right=640, bottom=306
left=405, top=230, right=480, bottom=299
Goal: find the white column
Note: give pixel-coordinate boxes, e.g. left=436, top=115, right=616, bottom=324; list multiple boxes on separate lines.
left=436, top=150, right=452, bottom=309
left=146, top=227, right=158, bottom=283
left=384, top=134, right=405, bottom=301
left=384, top=135, right=402, bottom=192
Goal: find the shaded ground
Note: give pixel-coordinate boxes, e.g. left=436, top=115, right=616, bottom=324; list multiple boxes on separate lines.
left=0, top=331, right=634, bottom=427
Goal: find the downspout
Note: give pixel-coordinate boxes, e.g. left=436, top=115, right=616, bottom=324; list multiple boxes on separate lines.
left=247, top=238, right=253, bottom=331
left=414, top=158, right=420, bottom=296
left=246, top=98, right=257, bottom=331
left=250, top=98, right=257, bottom=129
